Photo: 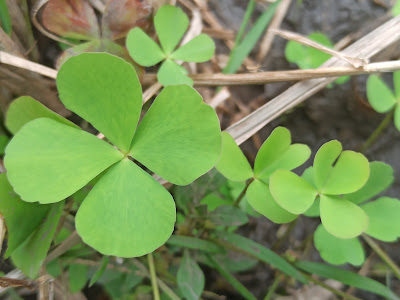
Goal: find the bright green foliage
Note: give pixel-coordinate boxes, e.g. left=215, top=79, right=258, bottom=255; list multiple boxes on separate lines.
left=269, top=140, right=370, bottom=239
left=5, top=118, right=124, bottom=204
left=0, top=135, right=9, bottom=155
left=126, top=5, right=215, bottom=86
left=362, top=197, right=400, bottom=242
left=313, top=162, right=400, bottom=265
left=295, top=261, right=400, bottom=300
left=130, top=85, right=221, bottom=185
left=5, top=53, right=221, bottom=258
left=366, top=71, right=400, bottom=130
left=69, top=264, right=89, bottom=293
left=76, top=159, right=176, bottom=257
left=314, top=225, right=365, bottom=266
left=5, top=96, right=78, bottom=134
left=177, top=251, right=205, bottom=300
left=215, top=127, right=310, bottom=223
left=285, top=32, right=349, bottom=85
left=0, top=174, right=64, bottom=278
left=393, top=0, right=400, bottom=16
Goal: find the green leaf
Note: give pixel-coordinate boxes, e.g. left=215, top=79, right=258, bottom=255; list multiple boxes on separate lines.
left=321, top=151, right=369, bottom=195
left=89, top=256, right=110, bottom=287
left=217, top=232, right=307, bottom=283
left=154, top=5, right=189, bottom=55
left=269, top=170, right=317, bottom=214
left=170, top=34, right=215, bottom=62
left=167, top=235, right=225, bottom=254
left=200, top=193, right=232, bottom=211
left=57, top=53, right=142, bottom=152
left=254, top=127, right=293, bottom=175
left=223, top=0, right=280, bottom=74
left=320, top=195, right=368, bottom=239
left=257, top=144, right=311, bottom=181
left=11, top=201, right=64, bottom=278
left=5, top=118, right=123, bottom=204
left=362, top=197, right=400, bottom=242
left=69, top=264, right=88, bottom=293
left=366, top=75, right=396, bottom=113
left=126, top=27, right=165, bottom=66
left=209, top=205, right=248, bottom=226
left=206, top=255, right=257, bottom=300
left=295, top=261, right=400, bottom=300
left=5, top=96, right=78, bottom=134
left=76, top=159, right=176, bottom=257
left=314, top=225, right=365, bottom=266
left=394, top=104, right=400, bottom=131
left=157, top=59, right=193, bottom=86
left=394, top=70, right=400, bottom=98
left=0, top=174, right=51, bottom=257
left=130, top=85, right=221, bottom=185
left=346, top=161, right=394, bottom=204
left=313, top=140, right=342, bottom=190
left=246, top=180, right=297, bottom=223
left=0, top=0, right=12, bottom=35
left=215, top=132, right=253, bottom=182
left=177, top=251, right=205, bottom=300
left=0, top=135, right=9, bottom=155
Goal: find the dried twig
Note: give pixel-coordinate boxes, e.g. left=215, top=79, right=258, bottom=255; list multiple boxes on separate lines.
left=44, top=231, right=82, bottom=264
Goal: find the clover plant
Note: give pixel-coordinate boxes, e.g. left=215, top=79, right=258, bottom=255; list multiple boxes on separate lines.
left=126, top=5, right=215, bottom=86
left=269, top=140, right=370, bottom=239
left=285, top=32, right=349, bottom=85
left=215, top=127, right=311, bottom=223
left=312, top=161, right=400, bottom=266
left=367, top=71, right=400, bottom=131
left=4, top=52, right=222, bottom=258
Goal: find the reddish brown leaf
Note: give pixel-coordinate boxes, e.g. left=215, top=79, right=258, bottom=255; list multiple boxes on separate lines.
left=101, top=0, right=153, bottom=40
left=42, top=0, right=100, bottom=40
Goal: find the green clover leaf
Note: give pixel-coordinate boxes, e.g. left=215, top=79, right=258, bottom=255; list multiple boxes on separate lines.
left=126, top=5, right=215, bottom=86
left=367, top=71, right=400, bottom=130
left=215, top=127, right=310, bottom=223
left=314, top=197, right=400, bottom=266
left=5, top=53, right=221, bottom=257
left=269, top=140, right=370, bottom=239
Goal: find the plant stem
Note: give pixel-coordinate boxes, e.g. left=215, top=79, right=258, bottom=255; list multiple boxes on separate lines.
left=362, top=234, right=400, bottom=280
left=147, top=253, right=160, bottom=300
left=263, top=273, right=283, bottom=300
left=359, top=110, right=394, bottom=153
left=234, top=179, right=254, bottom=207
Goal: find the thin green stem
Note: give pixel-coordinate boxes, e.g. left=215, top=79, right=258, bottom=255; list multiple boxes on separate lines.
left=360, top=109, right=394, bottom=153
left=235, top=0, right=256, bottom=45
left=263, top=274, right=283, bottom=300
left=362, top=234, right=400, bottom=281
left=147, top=253, right=160, bottom=300
left=234, top=179, right=254, bottom=207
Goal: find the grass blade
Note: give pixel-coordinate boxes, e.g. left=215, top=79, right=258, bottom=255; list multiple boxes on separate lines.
left=167, top=235, right=225, bottom=253
left=0, top=0, right=12, bottom=35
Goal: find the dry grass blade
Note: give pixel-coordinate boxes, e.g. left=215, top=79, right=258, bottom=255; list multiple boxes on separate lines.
left=272, top=29, right=369, bottom=68
left=0, top=216, right=5, bottom=256
left=227, top=16, right=400, bottom=145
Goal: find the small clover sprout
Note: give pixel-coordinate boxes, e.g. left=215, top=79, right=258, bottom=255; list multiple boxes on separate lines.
left=269, top=140, right=370, bottom=239
left=215, top=127, right=311, bottom=223
left=126, top=5, right=215, bottom=86
left=285, top=32, right=349, bottom=85
left=367, top=71, right=400, bottom=130
left=4, top=52, right=221, bottom=258
left=313, top=162, right=400, bottom=266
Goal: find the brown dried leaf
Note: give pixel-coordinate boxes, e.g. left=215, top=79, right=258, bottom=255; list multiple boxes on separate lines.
left=101, top=0, right=153, bottom=40
left=42, top=0, right=100, bottom=40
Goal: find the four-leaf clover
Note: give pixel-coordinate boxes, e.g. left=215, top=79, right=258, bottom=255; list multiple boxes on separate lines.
left=367, top=71, right=400, bottom=131
left=5, top=52, right=221, bottom=257
left=269, top=140, right=370, bottom=239
left=126, top=5, right=215, bottom=86
left=215, top=127, right=311, bottom=223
